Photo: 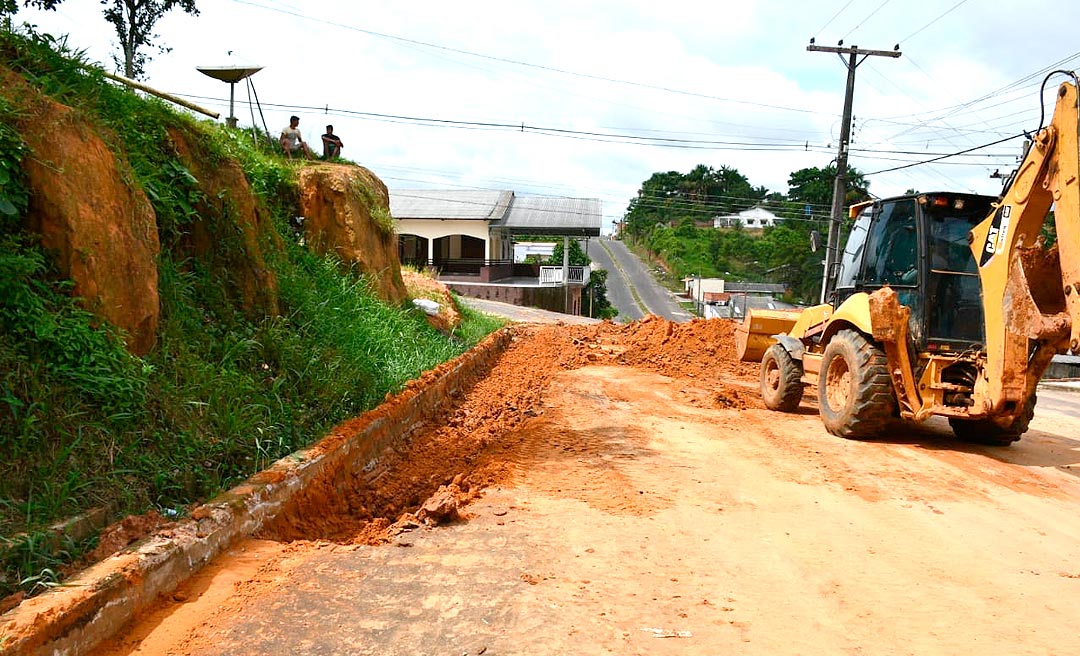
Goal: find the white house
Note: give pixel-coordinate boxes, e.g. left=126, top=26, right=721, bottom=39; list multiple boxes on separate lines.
left=713, top=206, right=781, bottom=229
left=513, top=242, right=557, bottom=263
left=391, top=190, right=601, bottom=268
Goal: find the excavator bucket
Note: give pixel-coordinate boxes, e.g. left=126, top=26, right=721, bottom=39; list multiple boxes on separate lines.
left=736, top=308, right=801, bottom=362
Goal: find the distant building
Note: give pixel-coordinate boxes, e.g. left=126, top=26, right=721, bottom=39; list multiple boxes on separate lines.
left=701, top=292, right=732, bottom=320
left=684, top=277, right=792, bottom=319
left=391, top=190, right=600, bottom=267
left=389, top=190, right=601, bottom=316
left=713, top=206, right=780, bottom=229
left=514, top=242, right=557, bottom=263
left=684, top=277, right=727, bottom=311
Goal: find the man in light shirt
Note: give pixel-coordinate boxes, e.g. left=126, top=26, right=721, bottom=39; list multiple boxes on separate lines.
left=279, top=115, right=312, bottom=158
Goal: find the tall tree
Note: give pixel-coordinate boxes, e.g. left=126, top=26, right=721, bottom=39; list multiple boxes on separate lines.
left=1, top=0, right=61, bottom=17
left=102, top=0, right=198, bottom=80
left=786, top=164, right=870, bottom=209
left=623, top=165, right=766, bottom=241
left=624, top=170, right=685, bottom=238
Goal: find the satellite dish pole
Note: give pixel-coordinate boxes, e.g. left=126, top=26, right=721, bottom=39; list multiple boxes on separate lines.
left=196, top=65, right=264, bottom=128
left=245, top=76, right=273, bottom=147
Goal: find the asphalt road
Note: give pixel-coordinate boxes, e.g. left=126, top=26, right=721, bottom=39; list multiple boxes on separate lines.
left=457, top=297, right=601, bottom=325
left=584, top=238, right=693, bottom=323
left=1034, top=385, right=1080, bottom=418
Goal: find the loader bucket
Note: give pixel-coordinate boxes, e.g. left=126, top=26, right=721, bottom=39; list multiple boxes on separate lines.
left=736, top=308, right=801, bottom=362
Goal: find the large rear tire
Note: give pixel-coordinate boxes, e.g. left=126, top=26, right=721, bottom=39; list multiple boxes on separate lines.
left=760, top=344, right=804, bottom=412
left=948, top=395, right=1036, bottom=446
left=817, top=329, right=896, bottom=439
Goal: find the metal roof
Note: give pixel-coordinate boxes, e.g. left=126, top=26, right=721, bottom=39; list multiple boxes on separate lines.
left=389, top=190, right=513, bottom=220
left=495, top=196, right=602, bottom=236
left=390, top=190, right=602, bottom=236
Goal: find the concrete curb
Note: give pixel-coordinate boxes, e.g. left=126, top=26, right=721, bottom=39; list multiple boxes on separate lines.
left=0, top=327, right=517, bottom=656
left=1039, top=379, right=1080, bottom=393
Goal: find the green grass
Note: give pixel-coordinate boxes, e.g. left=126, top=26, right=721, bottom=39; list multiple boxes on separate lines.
left=0, top=25, right=503, bottom=599
left=450, top=300, right=508, bottom=344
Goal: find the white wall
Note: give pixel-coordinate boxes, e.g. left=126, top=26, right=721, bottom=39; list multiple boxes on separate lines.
left=395, top=218, right=491, bottom=259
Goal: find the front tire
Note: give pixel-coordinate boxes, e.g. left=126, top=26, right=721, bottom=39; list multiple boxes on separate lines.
left=948, top=395, right=1036, bottom=446
left=817, top=329, right=896, bottom=439
left=761, top=344, right=804, bottom=412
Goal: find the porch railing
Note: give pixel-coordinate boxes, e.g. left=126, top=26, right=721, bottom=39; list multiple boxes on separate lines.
left=539, top=266, right=590, bottom=286
left=400, top=258, right=512, bottom=276
left=401, top=258, right=590, bottom=286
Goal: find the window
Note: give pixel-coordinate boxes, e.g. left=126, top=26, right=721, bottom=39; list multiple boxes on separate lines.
left=835, top=207, right=872, bottom=290
left=862, top=200, right=918, bottom=286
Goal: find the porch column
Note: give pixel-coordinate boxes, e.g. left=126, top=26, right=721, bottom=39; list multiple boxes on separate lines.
left=563, top=235, right=570, bottom=313
left=426, top=237, right=434, bottom=265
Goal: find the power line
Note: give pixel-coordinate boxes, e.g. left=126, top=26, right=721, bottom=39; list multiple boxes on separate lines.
left=841, top=0, right=893, bottom=40
left=388, top=179, right=838, bottom=216
left=176, top=91, right=1022, bottom=162
left=815, top=0, right=858, bottom=37
left=178, top=93, right=845, bottom=151
left=229, top=0, right=830, bottom=116
left=863, top=131, right=1023, bottom=175
left=864, top=52, right=1080, bottom=145
left=374, top=164, right=841, bottom=214
left=879, top=52, right=1080, bottom=140
left=387, top=189, right=834, bottom=224
left=898, top=0, right=972, bottom=44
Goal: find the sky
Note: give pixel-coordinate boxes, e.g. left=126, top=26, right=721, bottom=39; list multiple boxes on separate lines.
left=11, top=0, right=1080, bottom=233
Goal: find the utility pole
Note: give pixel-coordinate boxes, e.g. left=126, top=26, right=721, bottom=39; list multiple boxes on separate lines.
left=808, top=42, right=901, bottom=303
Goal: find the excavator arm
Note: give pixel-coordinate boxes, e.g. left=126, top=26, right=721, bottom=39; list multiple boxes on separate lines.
left=970, top=78, right=1080, bottom=419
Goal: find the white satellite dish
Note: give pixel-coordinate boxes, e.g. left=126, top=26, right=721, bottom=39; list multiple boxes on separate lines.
left=196, top=65, right=263, bottom=128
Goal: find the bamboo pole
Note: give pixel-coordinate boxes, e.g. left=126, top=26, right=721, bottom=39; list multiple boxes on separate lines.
left=99, top=70, right=220, bottom=119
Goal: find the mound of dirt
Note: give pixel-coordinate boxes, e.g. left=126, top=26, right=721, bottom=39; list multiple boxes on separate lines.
left=401, top=269, right=461, bottom=332
left=28, top=317, right=760, bottom=585
left=266, top=318, right=760, bottom=546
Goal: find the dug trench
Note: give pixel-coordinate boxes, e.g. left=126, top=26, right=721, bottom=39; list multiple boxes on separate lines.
left=0, top=317, right=760, bottom=654
left=261, top=316, right=759, bottom=546
left=31, top=315, right=1080, bottom=655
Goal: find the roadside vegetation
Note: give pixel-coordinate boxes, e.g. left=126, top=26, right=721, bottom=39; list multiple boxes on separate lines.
left=620, top=164, right=873, bottom=304
left=0, top=26, right=503, bottom=600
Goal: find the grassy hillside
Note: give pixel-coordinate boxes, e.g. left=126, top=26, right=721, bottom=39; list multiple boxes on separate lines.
left=0, top=27, right=502, bottom=599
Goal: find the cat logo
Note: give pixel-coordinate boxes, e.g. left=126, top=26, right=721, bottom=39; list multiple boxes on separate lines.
left=979, top=204, right=1012, bottom=267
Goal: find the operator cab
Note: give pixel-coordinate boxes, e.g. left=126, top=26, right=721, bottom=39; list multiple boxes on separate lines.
left=830, top=192, right=996, bottom=352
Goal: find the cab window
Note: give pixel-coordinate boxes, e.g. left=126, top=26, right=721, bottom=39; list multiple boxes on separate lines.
left=862, top=199, right=918, bottom=286
left=835, top=207, right=872, bottom=290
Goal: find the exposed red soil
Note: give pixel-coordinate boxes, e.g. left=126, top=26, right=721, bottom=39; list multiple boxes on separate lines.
left=1, top=316, right=756, bottom=626
left=69, top=512, right=172, bottom=573
left=43, top=317, right=1080, bottom=655
left=401, top=269, right=461, bottom=332
left=262, top=316, right=758, bottom=545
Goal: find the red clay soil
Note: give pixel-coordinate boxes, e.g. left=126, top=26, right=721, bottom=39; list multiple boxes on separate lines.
left=2, top=317, right=758, bottom=617
left=400, top=269, right=461, bottom=332
left=67, top=512, right=172, bottom=575
left=262, top=316, right=759, bottom=546
left=82, top=317, right=1080, bottom=655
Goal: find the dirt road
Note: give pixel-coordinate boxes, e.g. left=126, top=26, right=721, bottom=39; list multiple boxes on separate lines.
left=91, top=319, right=1080, bottom=656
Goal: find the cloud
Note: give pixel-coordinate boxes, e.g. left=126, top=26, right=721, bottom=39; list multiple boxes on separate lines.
left=13, top=0, right=1080, bottom=232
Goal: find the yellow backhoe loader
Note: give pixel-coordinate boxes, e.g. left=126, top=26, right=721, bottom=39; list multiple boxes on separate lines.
left=737, top=73, right=1080, bottom=445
